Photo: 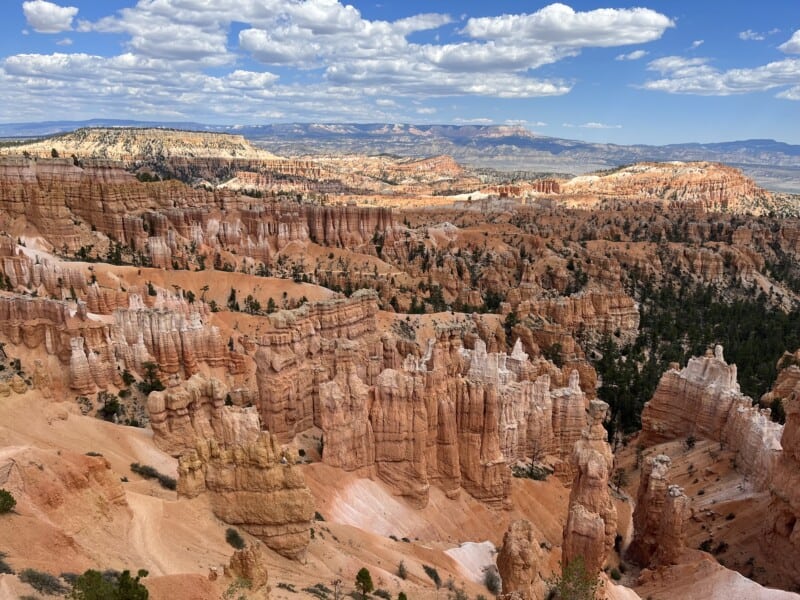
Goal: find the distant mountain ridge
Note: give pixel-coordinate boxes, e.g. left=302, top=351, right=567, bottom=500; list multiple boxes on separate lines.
left=2, top=119, right=799, bottom=191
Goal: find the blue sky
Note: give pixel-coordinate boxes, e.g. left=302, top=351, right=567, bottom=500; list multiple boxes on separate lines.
left=1, top=0, right=799, bottom=144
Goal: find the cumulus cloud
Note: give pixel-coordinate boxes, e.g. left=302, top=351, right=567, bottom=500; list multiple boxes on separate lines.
left=463, top=4, right=673, bottom=46
left=642, top=54, right=800, bottom=98
left=690, top=40, right=704, bottom=49
left=23, top=0, right=78, bottom=33
left=779, top=30, right=800, bottom=54
left=55, top=37, right=72, bottom=46
left=616, top=50, right=648, bottom=61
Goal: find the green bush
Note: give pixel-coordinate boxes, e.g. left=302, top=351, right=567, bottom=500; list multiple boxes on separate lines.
left=226, top=527, right=246, bottom=550
left=0, top=489, right=15, bottom=514
left=70, top=568, right=149, bottom=599
left=610, top=568, right=621, bottom=581
left=374, top=590, right=392, bottom=599
left=19, top=568, right=68, bottom=596
left=547, top=556, right=601, bottom=600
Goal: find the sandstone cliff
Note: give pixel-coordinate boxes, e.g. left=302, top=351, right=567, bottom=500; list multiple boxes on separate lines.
left=178, top=432, right=315, bottom=562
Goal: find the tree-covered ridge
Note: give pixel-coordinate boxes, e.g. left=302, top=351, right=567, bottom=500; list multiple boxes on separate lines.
left=595, top=275, right=800, bottom=438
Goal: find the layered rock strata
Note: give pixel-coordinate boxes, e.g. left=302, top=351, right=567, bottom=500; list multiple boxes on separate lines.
left=255, top=293, right=589, bottom=508
left=640, top=345, right=783, bottom=489
left=562, top=400, right=617, bottom=576
left=178, top=432, right=315, bottom=562
left=147, top=374, right=261, bottom=456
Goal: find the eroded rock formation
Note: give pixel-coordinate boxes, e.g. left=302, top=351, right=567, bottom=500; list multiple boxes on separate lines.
left=765, top=384, right=800, bottom=587
left=562, top=400, right=617, bottom=576
left=628, top=455, right=691, bottom=567
left=226, top=542, right=271, bottom=591
left=640, top=345, right=782, bottom=489
left=177, top=432, right=315, bottom=562
left=496, top=519, right=546, bottom=600
left=147, top=374, right=261, bottom=456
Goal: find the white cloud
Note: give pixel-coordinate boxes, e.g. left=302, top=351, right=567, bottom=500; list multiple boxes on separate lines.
left=565, top=121, right=621, bottom=129
left=616, top=50, right=648, bottom=61
left=55, top=37, right=72, bottom=46
left=691, top=40, right=704, bottom=49
left=23, top=0, right=78, bottom=34
left=1, top=1, right=677, bottom=122
left=463, top=4, right=673, bottom=46
left=580, top=122, right=622, bottom=129
left=739, top=29, right=765, bottom=41
left=416, top=107, right=436, bottom=114
left=643, top=54, right=800, bottom=98
left=779, top=30, right=800, bottom=54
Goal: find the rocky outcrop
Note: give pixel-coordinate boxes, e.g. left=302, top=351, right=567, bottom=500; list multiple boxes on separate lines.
left=496, top=519, right=546, bottom=600
left=226, top=542, right=270, bottom=591
left=524, top=290, right=640, bottom=341
left=765, top=384, right=800, bottom=587
left=562, top=400, right=617, bottom=577
left=628, top=455, right=690, bottom=567
left=654, top=485, right=691, bottom=566
left=254, top=290, right=382, bottom=440
left=640, top=345, right=782, bottom=489
left=178, top=432, right=315, bottom=562
left=147, top=374, right=261, bottom=456
left=761, top=350, right=800, bottom=408
left=561, top=162, right=768, bottom=213
left=2, top=128, right=278, bottom=162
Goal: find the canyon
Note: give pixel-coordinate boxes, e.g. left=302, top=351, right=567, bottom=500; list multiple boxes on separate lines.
left=0, top=129, right=799, bottom=600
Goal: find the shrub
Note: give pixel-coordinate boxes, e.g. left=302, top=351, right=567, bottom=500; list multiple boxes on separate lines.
left=423, top=565, right=441, bottom=588
left=397, top=560, right=407, bottom=580
left=482, top=566, right=501, bottom=594
left=699, top=539, right=713, bottom=552
left=314, top=511, right=325, bottom=521
left=129, top=463, right=176, bottom=490
left=0, top=551, right=14, bottom=575
left=0, top=489, right=16, bottom=514
left=713, top=541, right=729, bottom=555
left=70, top=568, right=149, bottom=599
left=374, top=590, right=392, bottom=599
left=303, top=583, right=331, bottom=598
left=19, top=568, right=68, bottom=596
left=610, top=568, right=621, bottom=581
left=685, top=435, right=696, bottom=450
left=398, top=593, right=408, bottom=600
left=226, top=527, right=246, bottom=550
left=547, top=557, right=601, bottom=600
